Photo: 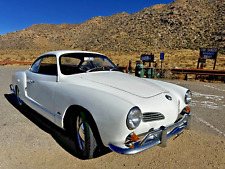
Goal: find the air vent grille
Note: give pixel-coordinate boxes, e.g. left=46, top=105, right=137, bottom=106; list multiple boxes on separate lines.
left=143, top=112, right=165, bottom=122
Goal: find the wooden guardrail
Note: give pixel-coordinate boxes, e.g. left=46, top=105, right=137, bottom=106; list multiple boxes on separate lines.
left=171, top=68, right=225, bottom=81
left=171, top=69, right=225, bottom=76
left=0, top=61, right=33, bottom=66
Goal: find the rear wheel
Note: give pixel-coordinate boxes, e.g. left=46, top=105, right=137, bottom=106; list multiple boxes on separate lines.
left=69, top=111, right=98, bottom=159
left=15, top=86, right=23, bottom=106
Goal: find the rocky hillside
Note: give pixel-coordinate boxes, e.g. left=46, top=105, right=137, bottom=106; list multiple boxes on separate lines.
left=0, top=0, right=224, bottom=54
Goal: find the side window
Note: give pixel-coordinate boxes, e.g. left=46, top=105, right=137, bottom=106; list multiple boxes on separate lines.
left=30, top=55, right=57, bottom=75
left=60, top=56, right=82, bottom=75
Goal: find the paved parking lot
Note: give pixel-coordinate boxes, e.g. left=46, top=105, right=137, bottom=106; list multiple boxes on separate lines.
left=0, top=66, right=224, bottom=169
left=166, top=79, right=225, bottom=137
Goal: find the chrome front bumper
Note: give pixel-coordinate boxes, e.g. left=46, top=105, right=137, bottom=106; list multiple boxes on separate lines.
left=109, top=113, right=191, bottom=155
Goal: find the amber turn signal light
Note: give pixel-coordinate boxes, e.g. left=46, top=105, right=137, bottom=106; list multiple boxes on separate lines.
left=129, top=145, right=135, bottom=149
left=186, top=106, right=191, bottom=113
left=131, top=133, right=139, bottom=142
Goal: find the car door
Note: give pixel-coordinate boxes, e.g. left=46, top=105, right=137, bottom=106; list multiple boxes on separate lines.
left=26, top=55, right=57, bottom=122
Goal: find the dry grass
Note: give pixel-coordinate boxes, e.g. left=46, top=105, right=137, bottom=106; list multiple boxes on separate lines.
left=0, top=49, right=224, bottom=71
left=103, top=49, right=225, bottom=70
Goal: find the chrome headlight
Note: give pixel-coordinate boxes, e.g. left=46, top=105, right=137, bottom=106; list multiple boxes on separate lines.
left=185, top=90, right=192, bottom=104
left=126, top=107, right=143, bottom=130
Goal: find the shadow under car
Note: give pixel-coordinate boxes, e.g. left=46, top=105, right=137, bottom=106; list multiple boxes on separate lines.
left=4, top=93, right=111, bottom=160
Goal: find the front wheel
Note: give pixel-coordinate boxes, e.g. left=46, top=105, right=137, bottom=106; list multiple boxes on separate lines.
left=69, top=111, right=98, bottom=159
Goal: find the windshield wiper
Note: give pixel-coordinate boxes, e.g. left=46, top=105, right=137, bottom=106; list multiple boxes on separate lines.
left=86, top=66, right=105, bottom=72
left=86, top=66, right=120, bottom=73
left=109, top=67, right=120, bottom=71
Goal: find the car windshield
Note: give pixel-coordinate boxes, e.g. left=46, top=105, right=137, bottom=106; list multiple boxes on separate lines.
left=60, top=53, right=118, bottom=75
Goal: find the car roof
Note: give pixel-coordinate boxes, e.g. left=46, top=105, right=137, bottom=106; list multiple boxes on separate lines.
left=40, top=50, right=104, bottom=59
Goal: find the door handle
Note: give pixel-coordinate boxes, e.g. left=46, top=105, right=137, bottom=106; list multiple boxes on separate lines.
left=27, top=80, right=35, bottom=84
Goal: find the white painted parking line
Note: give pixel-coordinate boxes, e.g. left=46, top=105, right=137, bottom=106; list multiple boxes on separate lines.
left=192, top=114, right=225, bottom=137
left=203, top=84, right=225, bottom=92
left=190, top=91, right=224, bottom=109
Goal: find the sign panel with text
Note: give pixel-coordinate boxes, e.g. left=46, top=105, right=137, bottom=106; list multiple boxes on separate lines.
left=199, top=48, right=218, bottom=60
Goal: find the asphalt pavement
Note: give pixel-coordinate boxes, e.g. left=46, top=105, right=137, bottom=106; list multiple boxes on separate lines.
left=0, top=66, right=224, bottom=169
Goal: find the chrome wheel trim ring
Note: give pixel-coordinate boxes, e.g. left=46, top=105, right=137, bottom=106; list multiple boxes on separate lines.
left=77, top=116, right=85, bottom=151
left=16, top=88, right=23, bottom=106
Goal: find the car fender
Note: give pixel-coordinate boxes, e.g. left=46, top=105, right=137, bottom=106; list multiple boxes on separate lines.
left=144, top=79, right=188, bottom=109
left=12, top=71, right=27, bottom=97
left=54, top=83, right=134, bottom=147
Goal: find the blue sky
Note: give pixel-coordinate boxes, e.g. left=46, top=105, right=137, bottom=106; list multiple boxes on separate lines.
left=0, top=0, right=174, bottom=35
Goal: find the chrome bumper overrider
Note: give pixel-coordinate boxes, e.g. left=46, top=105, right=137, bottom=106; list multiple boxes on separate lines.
left=10, top=84, right=15, bottom=93
left=109, top=113, right=191, bottom=155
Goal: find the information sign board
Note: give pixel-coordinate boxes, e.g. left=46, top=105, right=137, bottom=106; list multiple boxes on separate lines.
left=198, top=48, right=218, bottom=70
left=160, top=53, right=164, bottom=60
left=141, top=54, right=154, bottom=62
left=199, top=48, right=218, bottom=59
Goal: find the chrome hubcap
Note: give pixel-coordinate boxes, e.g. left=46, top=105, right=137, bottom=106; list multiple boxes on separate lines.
left=77, top=116, right=85, bottom=150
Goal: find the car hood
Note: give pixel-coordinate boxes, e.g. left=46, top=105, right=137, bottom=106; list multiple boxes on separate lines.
left=81, top=72, right=168, bottom=98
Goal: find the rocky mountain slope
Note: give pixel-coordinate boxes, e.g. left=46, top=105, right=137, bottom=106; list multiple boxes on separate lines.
left=0, top=0, right=224, bottom=54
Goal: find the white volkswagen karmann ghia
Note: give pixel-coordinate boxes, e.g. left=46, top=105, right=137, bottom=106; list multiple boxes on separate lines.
left=10, top=50, right=192, bottom=159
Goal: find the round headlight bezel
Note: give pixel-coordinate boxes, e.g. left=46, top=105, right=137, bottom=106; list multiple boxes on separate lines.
left=126, top=107, right=143, bottom=130
left=185, top=90, right=192, bottom=104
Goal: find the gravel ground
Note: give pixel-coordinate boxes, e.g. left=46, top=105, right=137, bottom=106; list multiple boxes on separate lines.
left=0, top=66, right=224, bottom=169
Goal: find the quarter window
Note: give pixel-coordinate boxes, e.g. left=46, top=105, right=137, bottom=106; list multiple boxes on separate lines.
left=30, top=58, right=41, bottom=73
left=30, top=55, right=57, bottom=75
